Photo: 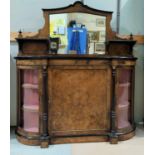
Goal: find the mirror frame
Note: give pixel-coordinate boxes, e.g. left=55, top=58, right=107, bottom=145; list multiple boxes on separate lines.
left=35, top=1, right=116, bottom=40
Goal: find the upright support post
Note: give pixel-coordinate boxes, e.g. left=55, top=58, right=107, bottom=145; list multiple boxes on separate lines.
left=40, top=65, right=50, bottom=148
left=110, top=66, right=118, bottom=144
left=131, top=66, right=136, bottom=128
left=16, top=69, right=22, bottom=128
left=116, top=0, right=121, bottom=33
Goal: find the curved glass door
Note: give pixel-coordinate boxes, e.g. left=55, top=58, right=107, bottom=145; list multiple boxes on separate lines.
left=21, top=69, right=39, bottom=133
left=116, top=68, right=132, bottom=130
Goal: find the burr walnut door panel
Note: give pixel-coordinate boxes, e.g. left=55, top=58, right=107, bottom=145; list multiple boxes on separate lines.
left=48, top=66, right=111, bottom=136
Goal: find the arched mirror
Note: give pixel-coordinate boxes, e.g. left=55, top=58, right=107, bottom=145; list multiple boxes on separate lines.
left=36, top=2, right=115, bottom=55
left=49, top=13, right=106, bottom=55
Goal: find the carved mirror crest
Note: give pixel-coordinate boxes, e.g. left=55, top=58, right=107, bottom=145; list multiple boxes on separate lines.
left=35, top=1, right=116, bottom=55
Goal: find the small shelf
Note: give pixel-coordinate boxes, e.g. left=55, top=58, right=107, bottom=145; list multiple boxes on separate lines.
left=23, top=108, right=39, bottom=133
left=22, top=83, right=38, bottom=89
left=117, top=102, right=129, bottom=108
left=23, top=105, right=39, bottom=112
left=117, top=103, right=130, bottom=129
left=24, top=127, right=39, bottom=133
left=23, top=84, right=39, bottom=108
left=118, top=82, right=130, bottom=87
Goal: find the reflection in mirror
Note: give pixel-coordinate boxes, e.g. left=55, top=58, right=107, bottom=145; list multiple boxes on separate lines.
left=49, top=13, right=106, bottom=55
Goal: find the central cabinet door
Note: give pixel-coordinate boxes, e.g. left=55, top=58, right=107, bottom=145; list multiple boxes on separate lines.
left=48, top=63, right=111, bottom=136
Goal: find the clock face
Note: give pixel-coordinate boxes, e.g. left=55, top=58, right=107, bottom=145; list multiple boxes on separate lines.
left=50, top=42, right=57, bottom=49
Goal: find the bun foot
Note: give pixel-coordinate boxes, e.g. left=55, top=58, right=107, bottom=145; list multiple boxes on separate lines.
left=40, top=141, right=49, bottom=148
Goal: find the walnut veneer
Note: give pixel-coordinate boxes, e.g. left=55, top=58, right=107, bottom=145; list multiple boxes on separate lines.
left=15, top=1, right=137, bottom=148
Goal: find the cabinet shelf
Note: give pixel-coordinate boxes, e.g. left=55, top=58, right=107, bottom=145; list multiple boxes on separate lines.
left=23, top=105, right=39, bottom=112
left=117, top=103, right=130, bottom=129
left=118, top=82, right=130, bottom=87
left=24, top=127, right=39, bottom=133
left=22, top=84, right=38, bottom=89
left=117, top=101, right=129, bottom=108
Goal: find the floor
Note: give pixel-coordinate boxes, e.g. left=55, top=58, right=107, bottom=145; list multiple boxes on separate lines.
left=10, top=126, right=144, bottom=155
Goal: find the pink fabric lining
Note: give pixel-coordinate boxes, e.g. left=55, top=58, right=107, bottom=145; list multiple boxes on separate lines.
left=117, top=104, right=131, bottom=129
left=117, top=83, right=130, bottom=106
left=23, top=109, right=39, bottom=132
left=117, top=69, right=131, bottom=129
left=23, top=70, right=38, bottom=84
left=23, top=88, right=39, bottom=106
left=118, top=69, right=131, bottom=83
left=22, top=69, right=39, bottom=132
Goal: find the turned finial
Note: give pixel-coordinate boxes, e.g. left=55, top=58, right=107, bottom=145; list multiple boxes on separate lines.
left=18, top=29, right=23, bottom=38
left=130, top=33, right=133, bottom=40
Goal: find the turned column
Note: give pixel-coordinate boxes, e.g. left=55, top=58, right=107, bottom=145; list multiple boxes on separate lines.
left=40, top=65, right=50, bottom=148
left=110, top=66, right=118, bottom=144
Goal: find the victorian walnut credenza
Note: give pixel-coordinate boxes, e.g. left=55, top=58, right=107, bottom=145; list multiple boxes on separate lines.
left=15, top=1, right=137, bottom=148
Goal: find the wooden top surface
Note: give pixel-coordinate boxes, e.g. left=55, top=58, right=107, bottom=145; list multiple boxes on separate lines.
left=15, top=54, right=137, bottom=60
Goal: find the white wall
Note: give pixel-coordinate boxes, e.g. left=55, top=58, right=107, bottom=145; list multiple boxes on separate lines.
left=10, top=0, right=117, bottom=32
left=10, top=0, right=144, bottom=125
left=120, top=0, right=144, bottom=34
